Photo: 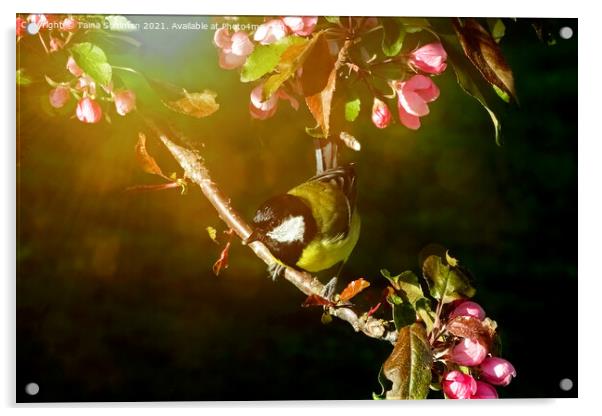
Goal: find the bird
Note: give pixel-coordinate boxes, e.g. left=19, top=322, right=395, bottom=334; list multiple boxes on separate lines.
left=248, top=163, right=360, bottom=276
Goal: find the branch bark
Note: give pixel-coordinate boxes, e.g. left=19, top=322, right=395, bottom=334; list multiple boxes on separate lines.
left=155, top=132, right=397, bottom=344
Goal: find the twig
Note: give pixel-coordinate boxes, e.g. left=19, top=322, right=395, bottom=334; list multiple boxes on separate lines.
left=153, top=129, right=398, bottom=344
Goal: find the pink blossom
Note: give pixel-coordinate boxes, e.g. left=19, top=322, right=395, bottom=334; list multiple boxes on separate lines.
left=450, top=338, right=488, bottom=366
left=114, top=90, right=136, bottom=116
left=471, top=381, right=498, bottom=399
left=282, top=17, right=318, bottom=36
left=66, top=56, right=84, bottom=77
left=253, top=19, right=288, bottom=45
left=48, top=86, right=70, bottom=108
left=214, top=28, right=254, bottom=70
left=442, top=371, right=477, bottom=399
left=480, top=357, right=516, bottom=386
left=449, top=301, right=486, bottom=321
left=249, top=84, right=298, bottom=120
left=49, top=37, right=64, bottom=52
left=76, top=97, right=102, bottom=124
left=61, top=17, right=78, bottom=32
left=76, top=75, right=96, bottom=96
left=395, top=74, right=440, bottom=130
left=27, top=14, right=49, bottom=30
left=408, top=42, right=448, bottom=75
left=16, top=17, right=26, bottom=37
left=371, top=98, right=392, bottom=129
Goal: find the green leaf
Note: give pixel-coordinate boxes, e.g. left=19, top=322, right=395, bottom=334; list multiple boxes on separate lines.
left=381, top=269, right=424, bottom=305
left=324, top=16, right=341, bottom=25
left=422, top=255, right=475, bottom=304
left=399, top=17, right=431, bottom=33
left=344, top=97, right=361, bottom=122
left=393, top=302, right=416, bottom=330
left=104, top=15, right=138, bottom=32
left=70, top=42, right=112, bottom=86
left=493, top=84, right=510, bottom=103
left=240, top=36, right=306, bottom=83
left=17, top=69, right=33, bottom=86
left=487, top=18, right=506, bottom=43
left=381, top=18, right=406, bottom=56
left=441, top=34, right=503, bottom=145
left=383, top=323, right=432, bottom=400
left=415, top=298, right=435, bottom=333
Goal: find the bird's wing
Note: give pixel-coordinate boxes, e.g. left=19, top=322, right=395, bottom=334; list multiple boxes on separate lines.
left=307, top=163, right=357, bottom=214
left=306, top=164, right=357, bottom=238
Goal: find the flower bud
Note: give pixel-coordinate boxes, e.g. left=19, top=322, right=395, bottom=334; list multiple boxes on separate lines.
left=450, top=338, right=488, bottom=366
left=471, top=381, right=498, bottom=399
left=114, top=90, right=136, bottom=116
left=249, top=84, right=278, bottom=120
left=480, top=357, right=516, bottom=386
left=442, top=371, right=477, bottom=399
left=48, top=86, right=70, bottom=108
left=253, top=19, right=288, bottom=45
left=449, top=300, right=486, bottom=321
left=371, top=98, right=392, bottom=129
left=76, top=97, right=102, bottom=124
left=408, top=42, right=448, bottom=75
left=66, top=56, right=83, bottom=77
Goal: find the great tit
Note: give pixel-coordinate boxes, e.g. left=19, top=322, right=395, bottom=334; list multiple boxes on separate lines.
left=249, top=164, right=360, bottom=274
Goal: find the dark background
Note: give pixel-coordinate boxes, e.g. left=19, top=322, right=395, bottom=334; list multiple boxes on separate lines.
left=16, top=16, right=577, bottom=401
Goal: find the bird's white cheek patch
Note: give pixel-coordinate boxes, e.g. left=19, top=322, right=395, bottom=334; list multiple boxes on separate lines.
left=266, top=216, right=305, bottom=243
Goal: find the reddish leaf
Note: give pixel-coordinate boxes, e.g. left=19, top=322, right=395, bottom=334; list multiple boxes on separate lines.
left=302, top=294, right=335, bottom=308
left=299, top=34, right=336, bottom=96
left=446, top=315, right=496, bottom=348
left=212, top=241, right=231, bottom=276
left=339, top=278, right=371, bottom=302
left=305, top=66, right=337, bottom=138
left=135, top=133, right=166, bottom=178
left=367, top=302, right=382, bottom=317
left=453, top=18, right=517, bottom=102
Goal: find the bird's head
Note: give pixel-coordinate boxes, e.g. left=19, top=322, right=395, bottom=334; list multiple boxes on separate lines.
left=249, top=194, right=317, bottom=266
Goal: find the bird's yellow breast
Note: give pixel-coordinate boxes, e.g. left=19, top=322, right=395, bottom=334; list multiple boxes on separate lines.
left=288, top=180, right=360, bottom=272
left=295, top=210, right=360, bottom=272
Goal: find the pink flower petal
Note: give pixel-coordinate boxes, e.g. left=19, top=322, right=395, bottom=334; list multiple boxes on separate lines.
left=218, top=50, right=247, bottom=69
left=230, top=31, right=254, bottom=56
left=397, top=104, right=421, bottom=130
left=399, top=89, right=429, bottom=117
left=416, top=80, right=440, bottom=103
left=213, top=27, right=232, bottom=49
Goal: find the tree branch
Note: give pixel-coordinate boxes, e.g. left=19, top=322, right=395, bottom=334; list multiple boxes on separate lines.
left=154, top=131, right=397, bottom=344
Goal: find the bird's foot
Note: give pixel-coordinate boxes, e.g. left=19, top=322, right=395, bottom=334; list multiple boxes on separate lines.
left=267, top=263, right=286, bottom=281
left=321, top=276, right=338, bottom=301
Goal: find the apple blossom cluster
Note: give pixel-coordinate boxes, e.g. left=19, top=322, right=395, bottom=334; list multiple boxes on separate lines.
left=48, top=56, right=136, bottom=124
left=213, top=17, right=318, bottom=120
left=212, top=18, right=449, bottom=132
left=439, top=300, right=516, bottom=399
